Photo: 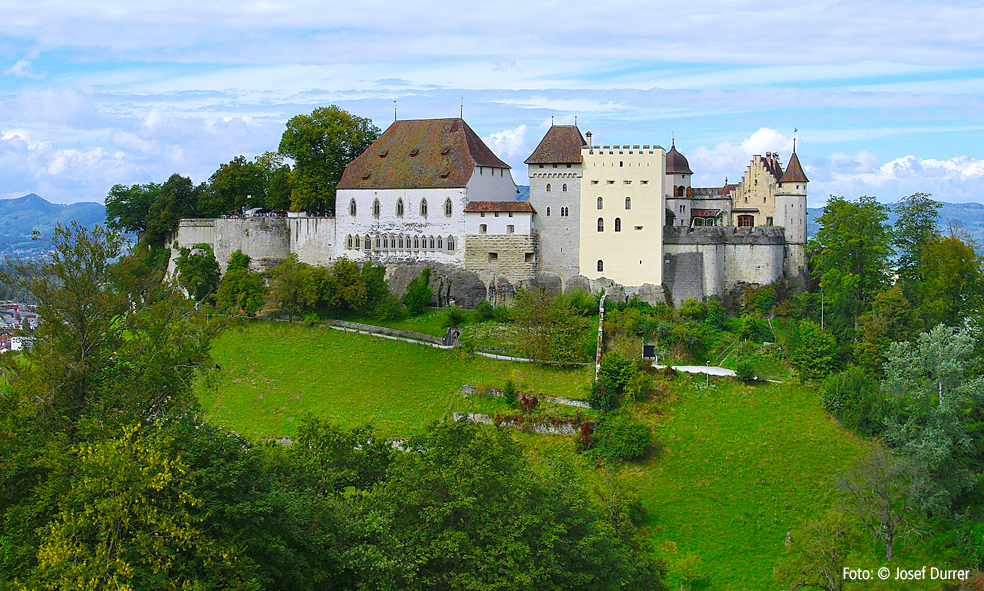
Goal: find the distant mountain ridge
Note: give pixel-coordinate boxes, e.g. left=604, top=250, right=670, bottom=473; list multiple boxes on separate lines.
left=0, top=194, right=106, bottom=257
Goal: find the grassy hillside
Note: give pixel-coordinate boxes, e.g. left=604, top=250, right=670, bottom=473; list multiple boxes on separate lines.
left=199, top=321, right=904, bottom=589
left=636, top=378, right=865, bottom=589
left=198, top=321, right=593, bottom=438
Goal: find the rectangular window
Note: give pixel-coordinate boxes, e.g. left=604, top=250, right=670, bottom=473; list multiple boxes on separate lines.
left=488, top=252, right=498, bottom=262
left=480, top=212, right=485, bottom=217
left=479, top=224, right=487, bottom=234
left=606, top=180, right=615, bottom=185
left=525, top=252, right=535, bottom=262
left=624, top=180, right=631, bottom=184
left=591, top=180, right=599, bottom=184
left=508, top=212, right=513, bottom=217
left=634, top=226, right=643, bottom=230
left=640, top=180, right=649, bottom=184
left=507, top=225, right=514, bottom=234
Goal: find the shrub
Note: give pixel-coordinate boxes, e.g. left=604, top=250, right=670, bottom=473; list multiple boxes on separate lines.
left=226, top=249, right=251, bottom=272
left=593, top=412, right=653, bottom=461
left=402, top=267, right=433, bottom=316
left=444, top=305, right=465, bottom=328
left=599, top=352, right=634, bottom=394
left=735, top=359, right=756, bottom=382
left=502, top=379, right=518, bottom=407
left=517, top=393, right=539, bottom=414
left=492, top=304, right=513, bottom=323
left=374, top=291, right=406, bottom=321
left=556, top=289, right=598, bottom=317
left=588, top=377, right=621, bottom=412
left=789, top=320, right=838, bottom=381
left=625, top=370, right=654, bottom=401
left=475, top=300, right=495, bottom=322
left=820, top=365, right=884, bottom=436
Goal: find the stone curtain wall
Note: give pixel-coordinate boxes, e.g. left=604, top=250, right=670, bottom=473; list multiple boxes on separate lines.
left=291, top=216, right=336, bottom=267
left=168, top=217, right=291, bottom=276
left=463, top=234, right=537, bottom=282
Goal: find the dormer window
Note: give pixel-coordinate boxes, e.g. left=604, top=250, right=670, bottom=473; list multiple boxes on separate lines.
left=378, top=150, right=388, bottom=158
left=410, top=148, right=419, bottom=157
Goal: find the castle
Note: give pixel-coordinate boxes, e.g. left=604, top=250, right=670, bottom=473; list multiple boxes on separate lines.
left=169, top=118, right=808, bottom=307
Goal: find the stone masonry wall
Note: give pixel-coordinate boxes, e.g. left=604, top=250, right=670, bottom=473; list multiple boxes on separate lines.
left=464, top=234, right=537, bottom=283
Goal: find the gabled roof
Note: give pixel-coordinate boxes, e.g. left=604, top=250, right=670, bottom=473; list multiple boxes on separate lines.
left=780, top=151, right=809, bottom=183
left=665, top=141, right=693, bottom=175
left=524, top=125, right=586, bottom=164
left=463, top=201, right=535, bottom=213
left=338, top=118, right=509, bottom=190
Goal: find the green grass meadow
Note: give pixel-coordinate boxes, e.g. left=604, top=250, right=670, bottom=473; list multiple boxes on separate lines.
left=198, top=321, right=593, bottom=438
left=200, top=321, right=948, bottom=590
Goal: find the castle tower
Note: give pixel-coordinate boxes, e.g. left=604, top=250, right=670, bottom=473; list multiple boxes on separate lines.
left=775, top=145, right=809, bottom=275
left=579, top=143, right=665, bottom=286
left=664, top=139, right=693, bottom=226
left=525, top=125, right=586, bottom=280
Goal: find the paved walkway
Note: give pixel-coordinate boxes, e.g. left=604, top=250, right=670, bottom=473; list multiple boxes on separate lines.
left=653, top=364, right=737, bottom=377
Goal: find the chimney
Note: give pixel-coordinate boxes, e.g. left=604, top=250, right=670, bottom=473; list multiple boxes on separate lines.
left=585, top=131, right=592, bottom=146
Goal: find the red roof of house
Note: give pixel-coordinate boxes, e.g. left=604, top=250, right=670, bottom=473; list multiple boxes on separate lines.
left=338, top=118, right=509, bottom=190
left=524, top=125, right=586, bottom=164
left=463, top=201, right=535, bottom=213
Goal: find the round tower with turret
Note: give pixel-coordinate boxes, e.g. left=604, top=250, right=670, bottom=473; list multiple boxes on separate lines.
left=665, top=139, right=693, bottom=226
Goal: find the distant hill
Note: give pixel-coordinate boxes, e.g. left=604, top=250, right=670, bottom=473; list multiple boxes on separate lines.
left=0, top=194, right=106, bottom=258
left=806, top=201, right=984, bottom=246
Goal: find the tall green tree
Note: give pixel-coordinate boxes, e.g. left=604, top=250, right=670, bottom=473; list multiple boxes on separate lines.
left=202, top=155, right=268, bottom=216
left=892, top=192, right=942, bottom=289
left=174, top=243, right=221, bottom=303
left=278, top=105, right=380, bottom=214
left=855, top=285, right=923, bottom=375
left=883, top=325, right=984, bottom=515
left=105, top=182, right=161, bottom=235
left=915, top=233, right=984, bottom=328
left=255, top=151, right=294, bottom=212
left=144, top=174, right=207, bottom=247
left=811, top=196, right=893, bottom=341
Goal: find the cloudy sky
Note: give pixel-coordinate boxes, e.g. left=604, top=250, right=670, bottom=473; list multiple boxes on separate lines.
left=3, top=0, right=984, bottom=207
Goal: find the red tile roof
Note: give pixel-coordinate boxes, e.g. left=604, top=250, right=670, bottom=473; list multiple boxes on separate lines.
left=338, top=118, right=509, bottom=190
left=524, top=125, right=586, bottom=164
left=464, top=201, right=535, bottom=213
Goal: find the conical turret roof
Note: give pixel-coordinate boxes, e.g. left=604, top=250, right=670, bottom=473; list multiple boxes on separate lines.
left=780, top=150, right=809, bottom=183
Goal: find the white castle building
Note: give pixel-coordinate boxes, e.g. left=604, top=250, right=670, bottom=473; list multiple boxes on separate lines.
left=169, top=118, right=808, bottom=306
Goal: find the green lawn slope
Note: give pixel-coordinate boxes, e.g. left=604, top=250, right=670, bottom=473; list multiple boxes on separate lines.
left=198, top=321, right=593, bottom=438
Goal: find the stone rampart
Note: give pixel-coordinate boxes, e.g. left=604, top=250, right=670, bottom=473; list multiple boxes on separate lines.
left=169, top=217, right=291, bottom=275
left=464, top=234, right=537, bottom=282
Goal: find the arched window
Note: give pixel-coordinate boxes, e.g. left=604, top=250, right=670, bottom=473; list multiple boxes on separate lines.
left=444, top=198, right=453, bottom=217
left=420, top=199, right=428, bottom=217
left=597, top=260, right=604, bottom=272
left=349, top=199, right=357, bottom=216
left=396, top=198, right=404, bottom=217
left=429, top=236, right=435, bottom=249
left=480, top=224, right=487, bottom=234
left=372, top=199, right=380, bottom=218
left=398, top=236, right=404, bottom=248
left=437, top=236, right=443, bottom=249
left=562, top=183, right=567, bottom=192
left=546, top=183, right=552, bottom=192
left=615, top=217, right=621, bottom=232
left=625, top=196, right=631, bottom=210
left=546, top=207, right=551, bottom=216
left=364, top=235, right=370, bottom=250
left=375, top=236, right=380, bottom=248
left=346, top=235, right=352, bottom=249
left=677, top=186, right=686, bottom=197
left=414, top=236, right=419, bottom=249
left=597, top=217, right=604, bottom=232
left=448, top=236, right=455, bottom=251
left=597, top=197, right=603, bottom=210
left=354, top=235, right=361, bottom=249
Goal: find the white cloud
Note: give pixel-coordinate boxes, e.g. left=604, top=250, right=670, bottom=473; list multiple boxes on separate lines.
left=483, top=125, right=528, bottom=160
left=4, top=60, right=44, bottom=79
left=688, top=128, right=793, bottom=187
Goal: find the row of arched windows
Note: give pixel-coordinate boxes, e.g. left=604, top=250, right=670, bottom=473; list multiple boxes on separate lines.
left=596, top=217, right=623, bottom=232
left=545, top=183, right=568, bottom=192
left=545, top=206, right=571, bottom=217
left=345, top=234, right=456, bottom=252
left=530, top=172, right=577, bottom=178
left=595, top=197, right=632, bottom=210
left=350, top=197, right=453, bottom=219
